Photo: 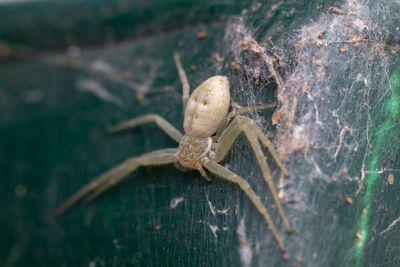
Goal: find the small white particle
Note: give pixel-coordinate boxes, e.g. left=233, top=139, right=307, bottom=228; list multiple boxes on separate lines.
left=209, top=224, right=219, bottom=239
left=91, top=60, right=117, bottom=74
left=170, top=196, right=184, bottom=208
left=215, top=207, right=230, bottom=215
left=205, top=194, right=216, bottom=216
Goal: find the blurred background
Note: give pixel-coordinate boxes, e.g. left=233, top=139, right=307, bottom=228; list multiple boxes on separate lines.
left=1, top=0, right=400, bottom=266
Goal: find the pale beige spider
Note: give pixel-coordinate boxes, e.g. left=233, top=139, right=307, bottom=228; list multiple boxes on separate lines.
left=57, top=53, right=291, bottom=251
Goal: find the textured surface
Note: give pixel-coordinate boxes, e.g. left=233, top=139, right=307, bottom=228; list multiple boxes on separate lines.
left=1, top=0, right=400, bottom=266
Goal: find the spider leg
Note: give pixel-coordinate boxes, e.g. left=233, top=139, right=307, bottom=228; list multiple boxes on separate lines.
left=214, top=116, right=288, bottom=176
left=240, top=117, right=289, bottom=177
left=56, top=148, right=178, bottom=216
left=107, top=114, right=183, bottom=143
left=195, top=162, right=212, bottom=182
left=213, top=116, right=291, bottom=232
left=173, top=52, right=190, bottom=112
left=201, top=158, right=286, bottom=251
left=215, top=104, right=277, bottom=138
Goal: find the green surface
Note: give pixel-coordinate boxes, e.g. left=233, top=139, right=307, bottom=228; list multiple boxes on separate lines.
left=0, top=0, right=246, bottom=51
left=354, top=69, right=400, bottom=266
left=1, top=0, right=400, bottom=266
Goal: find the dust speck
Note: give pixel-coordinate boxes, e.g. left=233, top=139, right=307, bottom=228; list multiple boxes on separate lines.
left=388, top=173, right=394, bottom=185
left=209, top=224, right=219, bottom=239
left=170, top=196, right=184, bottom=208
left=15, top=185, right=27, bottom=198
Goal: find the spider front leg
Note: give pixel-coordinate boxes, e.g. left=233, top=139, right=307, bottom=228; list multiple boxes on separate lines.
left=201, top=158, right=286, bottom=251
left=107, top=114, right=183, bottom=143
left=173, top=52, right=190, bottom=111
left=56, top=148, right=178, bottom=216
left=213, top=116, right=291, bottom=232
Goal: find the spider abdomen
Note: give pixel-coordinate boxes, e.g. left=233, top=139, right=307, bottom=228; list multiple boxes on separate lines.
left=183, top=75, right=230, bottom=137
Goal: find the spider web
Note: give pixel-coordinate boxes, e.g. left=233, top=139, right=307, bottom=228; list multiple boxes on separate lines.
left=215, top=0, right=400, bottom=266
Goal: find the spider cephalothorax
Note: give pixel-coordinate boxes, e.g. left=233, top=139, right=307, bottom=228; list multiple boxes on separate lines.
left=174, top=135, right=212, bottom=170
left=57, top=53, right=291, bottom=252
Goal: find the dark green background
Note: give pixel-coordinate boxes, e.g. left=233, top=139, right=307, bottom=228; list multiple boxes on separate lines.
left=1, top=0, right=400, bottom=266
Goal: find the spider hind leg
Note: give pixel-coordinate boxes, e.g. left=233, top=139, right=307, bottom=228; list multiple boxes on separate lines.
left=56, top=148, right=177, bottom=216
left=201, top=159, right=286, bottom=251
left=213, top=116, right=291, bottom=233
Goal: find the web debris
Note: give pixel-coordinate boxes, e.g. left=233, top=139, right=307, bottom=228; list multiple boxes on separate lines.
left=379, top=215, right=400, bottom=235
left=236, top=217, right=253, bottom=267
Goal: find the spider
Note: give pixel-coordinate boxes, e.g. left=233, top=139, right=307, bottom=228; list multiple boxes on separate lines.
left=57, top=53, right=291, bottom=251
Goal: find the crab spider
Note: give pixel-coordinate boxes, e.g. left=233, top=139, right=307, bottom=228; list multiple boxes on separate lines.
left=57, top=53, right=291, bottom=251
